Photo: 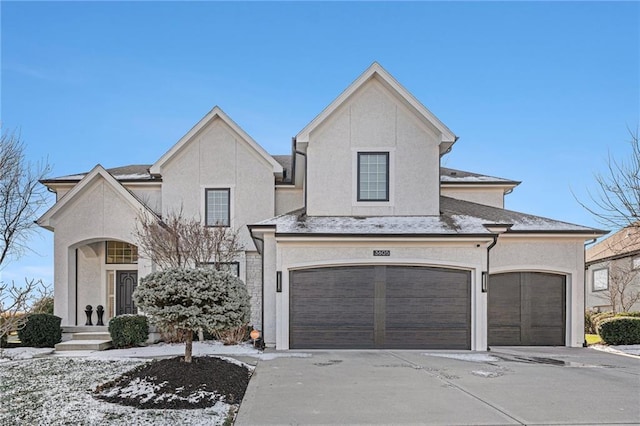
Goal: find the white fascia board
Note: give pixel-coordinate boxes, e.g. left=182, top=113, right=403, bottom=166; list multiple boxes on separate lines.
left=296, top=62, right=457, bottom=144
left=150, top=106, right=282, bottom=177
left=441, top=183, right=520, bottom=193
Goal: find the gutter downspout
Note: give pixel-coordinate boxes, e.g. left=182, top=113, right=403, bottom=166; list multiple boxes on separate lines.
left=294, top=140, right=308, bottom=211
left=583, top=237, right=598, bottom=347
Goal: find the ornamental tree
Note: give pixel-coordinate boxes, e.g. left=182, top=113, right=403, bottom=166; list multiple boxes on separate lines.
left=133, top=267, right=250, bottom=362
left=134, top=209, right=244, bottom=270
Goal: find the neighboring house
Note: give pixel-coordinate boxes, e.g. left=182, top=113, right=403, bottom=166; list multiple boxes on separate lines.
left=38, top=63, right=605, bottom=351
left=586, top=226, right=640, bottom=313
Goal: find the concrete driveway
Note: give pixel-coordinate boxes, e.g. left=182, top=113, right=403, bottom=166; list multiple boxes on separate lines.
left=236, top=347, right=640, bottom=425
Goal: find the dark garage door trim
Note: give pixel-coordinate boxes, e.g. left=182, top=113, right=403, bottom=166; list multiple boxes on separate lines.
left=488, top=271, right=566, bottom=346
left=289, top=265, right=471, bottom=350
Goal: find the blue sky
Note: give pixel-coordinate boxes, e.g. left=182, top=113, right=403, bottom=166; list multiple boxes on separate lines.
left=1, top=1, right=639, bottom=286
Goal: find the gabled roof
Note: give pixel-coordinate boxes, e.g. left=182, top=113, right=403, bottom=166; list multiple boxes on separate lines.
left=251, top=196, right=606, bottom=238
left=295, top=62, right=457, bottom=151
left=37, top=164, right=157, bottom=231
left=149, top=106, right=283, bottom=177
left=41, top=164, right=156, bottom=184
left=586, top=225, right=640, bottom=264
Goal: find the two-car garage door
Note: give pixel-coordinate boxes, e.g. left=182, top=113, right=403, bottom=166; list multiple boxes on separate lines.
left=290, top=265, right=471, bottom=349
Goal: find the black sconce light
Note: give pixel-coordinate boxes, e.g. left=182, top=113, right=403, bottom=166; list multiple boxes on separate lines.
left=276, top=271, right=282, bottom=292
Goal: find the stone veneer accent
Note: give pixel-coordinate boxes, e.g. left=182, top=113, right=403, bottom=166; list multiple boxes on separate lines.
left=245, top=251, right=263, bottom=331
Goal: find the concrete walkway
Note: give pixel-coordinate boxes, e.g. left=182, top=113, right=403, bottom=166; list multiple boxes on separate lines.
left=236, top=347, right=640, bottom=425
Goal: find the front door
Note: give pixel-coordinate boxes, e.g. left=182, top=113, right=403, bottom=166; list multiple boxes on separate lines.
left=116, top=271, right=138, bottom=315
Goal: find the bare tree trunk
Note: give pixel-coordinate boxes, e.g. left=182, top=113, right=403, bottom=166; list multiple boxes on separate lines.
left=184, top=329, right=193, bottom=363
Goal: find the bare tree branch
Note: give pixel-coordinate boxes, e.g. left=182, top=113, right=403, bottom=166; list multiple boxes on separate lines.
left=0, top=278, right=52, bottom=341
left=576, top=128, right=640, bottom=237
left=134, top=209, right=244, bottom=270
left=0, top=129, right=51, bottom=267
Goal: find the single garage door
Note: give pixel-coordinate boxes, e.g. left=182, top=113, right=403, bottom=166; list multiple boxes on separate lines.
left=290, top=265, right=471, bottom=349
left=488, top=272, right=566, bottom=346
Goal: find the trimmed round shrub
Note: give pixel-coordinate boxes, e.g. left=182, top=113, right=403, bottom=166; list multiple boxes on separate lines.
left=18, top=314, right=62, bottom=348
left=134, top=268, right=251, bottom=335
left=108, top=315, right=149, bottom=348
left=598, top=317, right=640, bottom=345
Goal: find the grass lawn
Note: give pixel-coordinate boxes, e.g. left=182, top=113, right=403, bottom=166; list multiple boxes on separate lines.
left=585, top=334, right=602, bottom=345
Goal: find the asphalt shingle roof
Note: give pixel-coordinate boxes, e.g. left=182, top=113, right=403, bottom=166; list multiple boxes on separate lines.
left=254, top=196, right=604, bottom=236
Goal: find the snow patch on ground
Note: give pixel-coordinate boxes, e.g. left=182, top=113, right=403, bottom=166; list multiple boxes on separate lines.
left=52, top=341, right=312, bottom=362
left=471, top=370, right=503, bottom=378
left=0, top=347, right=54, bottom=360
left=423, top=352, right=499, bottom=363
left=591, top=344, right=640, bottom=357
left=256, top=352, right=313, bottom=360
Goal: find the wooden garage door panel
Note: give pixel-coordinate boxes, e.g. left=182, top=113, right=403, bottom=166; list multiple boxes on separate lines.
left=488, top=272, right=565, bottom=346
left=386, top=267, right=469, bottom=298
left=527, top=275, right=565, bottom=327
left=487, top=273, right=521, bottom=328
left=292, top=268, right=375, bottom=298
left=528, top=327, right=564, bottom=346
left=290, top=329, right=375, bottom=349
left=291, top=297, right=374, bottom=327
left=386, top=298, right=469, bottom=327
left=489, top=327, right=522, bottom=346
left=385, top=329, right=470, bottom=349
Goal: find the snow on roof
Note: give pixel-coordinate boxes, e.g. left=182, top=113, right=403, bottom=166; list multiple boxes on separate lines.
left=43, top=165, right=155, bottom=182
left=255, top=197, right=604, bottom=236
left=440, top=167, right=519, bottom=184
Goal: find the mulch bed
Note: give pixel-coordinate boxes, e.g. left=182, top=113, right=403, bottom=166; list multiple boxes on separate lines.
left=94, top=356, right=252, bottom=409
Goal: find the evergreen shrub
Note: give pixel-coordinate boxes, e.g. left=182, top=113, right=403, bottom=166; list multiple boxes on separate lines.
left=598, top=317, right=640, bottom=345
left=108, top=314, right=149, bottom=348
left=18, top=314, right=62, bottom=347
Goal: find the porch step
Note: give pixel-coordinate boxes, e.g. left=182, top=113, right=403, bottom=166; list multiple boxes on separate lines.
left=55, top=330, right=113, bottom=351
left=71, top=332, right=111, bottom=341
left=62, top=326, right=108, bottom=333
left=55, top=340, right=113, bottom=351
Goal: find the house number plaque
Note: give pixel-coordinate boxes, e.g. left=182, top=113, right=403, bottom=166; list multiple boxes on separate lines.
left=373, top=250, right=390, bottom=256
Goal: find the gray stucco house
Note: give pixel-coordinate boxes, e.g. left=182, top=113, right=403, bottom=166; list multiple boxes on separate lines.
left=38, top=63, right=605, bottom=350
left=586, top=226, right=640, bottom=313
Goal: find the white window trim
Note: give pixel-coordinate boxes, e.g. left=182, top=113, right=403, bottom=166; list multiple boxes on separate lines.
left=201, top=184, right=235, bottom=228
left=593, top=268, right=609, bottom=292
left=351, top=148, right=395, bottom=207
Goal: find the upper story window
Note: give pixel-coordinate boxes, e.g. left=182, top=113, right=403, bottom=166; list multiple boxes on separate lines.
left=106, top=241, right=138, bottom=264
left=593, top=268, right=608, bottom=291
left=205, top=188, right=230, bottom=226
left=358, top=152, right=389, bottom=201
